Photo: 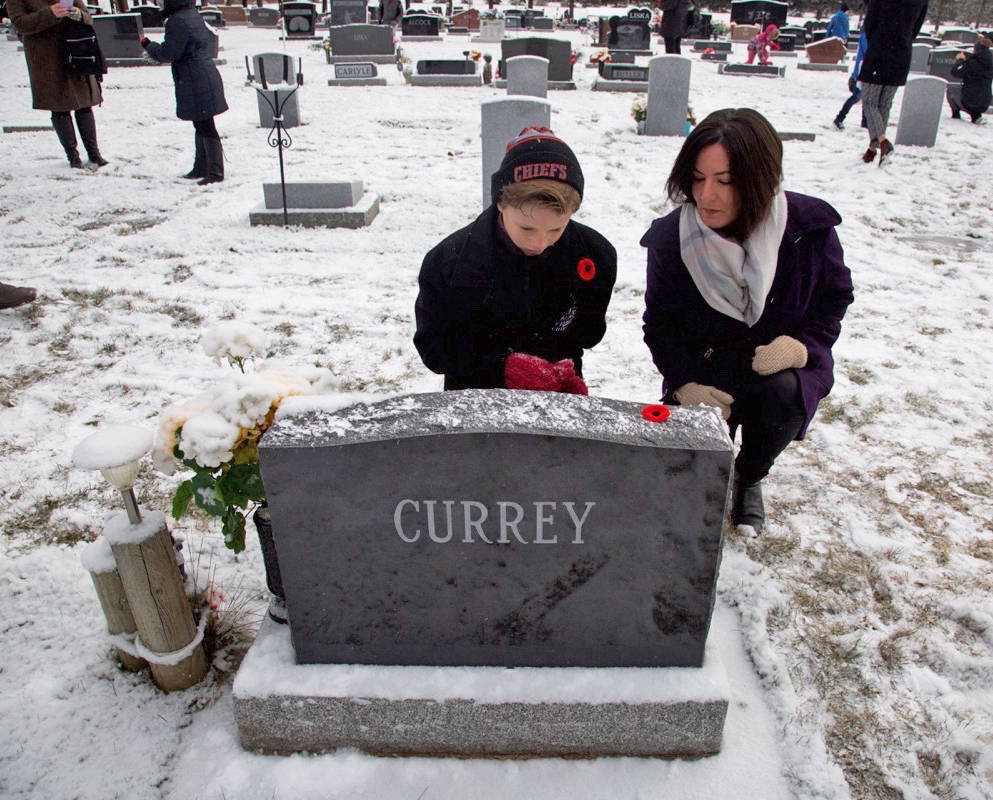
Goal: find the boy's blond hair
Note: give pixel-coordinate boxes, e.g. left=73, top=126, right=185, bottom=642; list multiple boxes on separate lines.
left=498, top=179, right=582, bottom=216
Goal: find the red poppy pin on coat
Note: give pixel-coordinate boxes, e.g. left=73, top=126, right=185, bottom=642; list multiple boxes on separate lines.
left=577, top=258, right=596, bottom=281
left=641, top=404, right=671, bottom=423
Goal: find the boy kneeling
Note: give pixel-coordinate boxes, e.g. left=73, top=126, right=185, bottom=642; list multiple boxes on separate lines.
left=414, top=127, right=617, bottom=394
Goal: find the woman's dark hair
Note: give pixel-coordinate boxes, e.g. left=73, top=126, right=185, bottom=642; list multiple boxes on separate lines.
left=665, top=108, right=783, bottom=241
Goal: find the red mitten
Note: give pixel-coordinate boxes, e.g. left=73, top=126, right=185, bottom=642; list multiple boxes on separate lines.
left=504, top=353, right=560, bottom=392
left=559, top=374, right=589, bottom=395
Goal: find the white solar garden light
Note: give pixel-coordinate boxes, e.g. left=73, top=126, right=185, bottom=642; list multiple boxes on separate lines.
left=72, top=424, right=153, bottom=525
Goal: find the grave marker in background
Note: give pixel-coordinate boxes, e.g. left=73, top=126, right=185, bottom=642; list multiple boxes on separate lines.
left=480, top=97, right=551, bottom=207
left=646, top=55, right=691, bottom=135
left=895, top=75, right=946, bottom=147
left=506, top=55, right=549, bottom=98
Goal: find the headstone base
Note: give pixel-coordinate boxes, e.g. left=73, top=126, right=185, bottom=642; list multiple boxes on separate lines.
left=328, top=76, right=388, bottom=86
left=592, top=79, right=650, bottom=92
left=768, top=51, right=798, bottom=58
left=233, top=618, right=730, bottom=758
left=249, top=192, right=380, bottom=228
left=796, top=62, right=848, bottom=71
left=279, top=34, right=322, bottom=40
left=492, top=78, right=576, bottom=90
left=3, top=125, right=54, bottom=133
left=718, top=63, right=785, bottom=77
left=777, top=131, right=817, bottom=141
left=408, top=73, right=483, bottom=86
left=330, top=53, right=396, bottom=64
left=700, top=52, right=728, bottom=62
left=401, top=34, right=442, bottom=41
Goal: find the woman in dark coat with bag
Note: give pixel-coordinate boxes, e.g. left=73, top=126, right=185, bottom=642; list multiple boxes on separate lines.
left=660, top=0, right=689, bottom=54
left=141, top=0, right=228, bottom=184
left=642, top=108, right=853, bottom=535
left=8, top=0, right=107, bottom=168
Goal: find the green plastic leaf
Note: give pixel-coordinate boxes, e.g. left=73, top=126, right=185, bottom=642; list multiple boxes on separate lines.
left=191, top=471, right=226, bottom=517
left=172, top=479, right=195, bottom=520
left=222, top=507, right=246, bottom=553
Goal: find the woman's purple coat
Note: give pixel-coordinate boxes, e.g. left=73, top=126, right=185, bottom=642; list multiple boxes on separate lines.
left=641, top=191, right=854, bottom=439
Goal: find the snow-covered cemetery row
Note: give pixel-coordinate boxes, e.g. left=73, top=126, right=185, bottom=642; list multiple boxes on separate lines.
left=1, top=4, right=992, bottom=799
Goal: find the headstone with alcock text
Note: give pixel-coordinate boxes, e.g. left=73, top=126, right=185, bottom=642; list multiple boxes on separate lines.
left=257, top=390, right=733, bottom=668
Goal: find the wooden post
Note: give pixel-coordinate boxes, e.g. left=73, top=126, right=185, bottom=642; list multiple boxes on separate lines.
left=106, top=512, right=208, bottom=692
left=82, top=537, right=147, bottom=672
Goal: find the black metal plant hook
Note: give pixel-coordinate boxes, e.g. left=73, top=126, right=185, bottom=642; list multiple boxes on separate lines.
left=254, top=61, right=299, bottom=227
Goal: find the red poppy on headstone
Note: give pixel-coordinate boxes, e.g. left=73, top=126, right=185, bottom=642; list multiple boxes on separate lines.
left=641, top=404, right=671, bottom=423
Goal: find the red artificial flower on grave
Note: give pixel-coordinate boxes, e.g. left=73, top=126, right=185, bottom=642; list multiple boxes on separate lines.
left=641, top=404, right=671, bottom=423
left=704, top=47, right=715, bottom=54
left=577, top=258, right=596, bottom=281
left=570, top=50, right=577, bottom=64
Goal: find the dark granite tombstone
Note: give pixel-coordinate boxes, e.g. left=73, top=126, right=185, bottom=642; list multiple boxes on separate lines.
left=780, top=25, right=807, bottom=47
left=199, top=8, right=224, bottom=28
left=248, top=5, right=282, bottom=26
left=928, top=46, right=968, bottom=82
left=601, top=63, right=648, bottom=81
left=500, top=37, right=573, bottom=81
left=530, top=16, right=554, bottom=31
left=328, top=23, right=395, bottom=57
left=416, top=58, right=476, bottom=74
left=401, top=13, right=441, bottom=36
left=776, top=33, right=795, bottom=51
left=693, top=39, right=731, bottom=52
left=504, top=10, right=523, bottom=29
left=942, top=28, right=979, bottom=44
left=282, top=1, right=318, bottom=37
left=330, top=0, right=367, bottom=26
left=701, top=51, right=728, bottom=62
left=258, top=391, right=732, bottom=668
left=729, top=0, right=786, bottom=28
left=131, top=4, right=162, bottom=28
left=606, top=14, right=651, bottom=52
left=685, top=11, right=711, bottom=39
left=915, top=35, right=942, bottom=47
left=607, top=49, right=637, bottom=63
left=92, top=14, right=145, bottom=63
left=334, top=61, right=377, bottom=78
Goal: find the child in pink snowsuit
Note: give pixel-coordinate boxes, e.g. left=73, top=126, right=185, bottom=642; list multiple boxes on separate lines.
left=747, top=24, right=780, bottom=65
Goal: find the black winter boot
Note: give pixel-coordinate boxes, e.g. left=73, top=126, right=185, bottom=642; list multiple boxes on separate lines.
left=731, top=475, right=765, bottom=534
left=182, top=132, right=206, bottom=179
left=75, top=108, right=108, bottom=167
left=51, top=113, right=83, bottom=168
left=197, top=136, right=224, bottom=185
left=0, top=282, right=37, bottom=310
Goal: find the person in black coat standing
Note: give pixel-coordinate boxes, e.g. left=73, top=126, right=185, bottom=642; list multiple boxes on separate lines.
left=414, top=127, right=616, bottom=394
left=857, top=0, right=928, bottom=165
left=950, top=36, right=993, bottom=123
left=660, top=0, right=689, bottom=54
left=140, top=0, right=228, bottom=184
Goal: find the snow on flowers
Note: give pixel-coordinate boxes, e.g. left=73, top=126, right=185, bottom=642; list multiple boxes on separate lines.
left=153, top=323, right=339, bottom=552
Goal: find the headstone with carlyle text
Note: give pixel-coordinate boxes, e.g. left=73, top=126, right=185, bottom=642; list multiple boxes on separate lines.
left=257, top=390, right=732, bottom=668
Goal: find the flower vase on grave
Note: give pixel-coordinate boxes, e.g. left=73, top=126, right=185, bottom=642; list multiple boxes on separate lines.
left=253, top=502, right=286, bottom=605
left=685, top=121, right=692, bottom=135
left=483, top=54, right=493, bottom=84
left=637, top=120, right=646, bottom=135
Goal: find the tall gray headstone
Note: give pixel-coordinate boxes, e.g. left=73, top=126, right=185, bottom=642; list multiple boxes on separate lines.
left=252, top=52, right=295, bottom=85
left=646, top=55, right=691, bottom=137
left=480, top=97, right=551, bottom=208
left=895, top=75, right=946, bottom=147
left=256, top=391, right=732, bottom=668
left=506, top=55, right=549, bottom=98
left=909, top=42, right=931, bottom=73
left=328, top=23, right=395, bottom=59
left=255, top=87, right=301, bottom=129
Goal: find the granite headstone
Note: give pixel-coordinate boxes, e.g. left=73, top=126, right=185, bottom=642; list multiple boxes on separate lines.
left=248, top=6, right=282, bottom=26
left=257, top=391, right=732, bottom=668
left=328, top=23, right=395, bottom=60
left=894, top=75, right=946, bottom=147
left=499, top=37, right=573, bottom=82
left=506, top=54, right=549, bottom=98
left=646, top=54, right=691, bottom=136
left=330, top=0, right=367, bottom=26
left=91, top=14, right=145, bottom=63
left=281, top=1, right=318, bottom=37
left=729, top=0, right=787, bottom=27
left=480, top=97, right=551, bottom=207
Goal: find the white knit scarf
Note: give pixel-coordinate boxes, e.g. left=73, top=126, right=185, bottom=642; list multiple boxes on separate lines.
left=678, top=189, right=788, bottom=327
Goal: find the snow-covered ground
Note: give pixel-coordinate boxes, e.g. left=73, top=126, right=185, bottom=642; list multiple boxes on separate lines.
left=1, top=7, right=992, bottom=799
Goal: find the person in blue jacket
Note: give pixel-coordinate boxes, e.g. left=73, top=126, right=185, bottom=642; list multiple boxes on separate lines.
left=833, top=30, right=867, bottom=129
left=824, top=3, right=850, bottom=42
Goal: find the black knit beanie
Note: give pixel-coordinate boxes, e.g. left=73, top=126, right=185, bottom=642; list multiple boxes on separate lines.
left=490, top=127, right=584, bottom=205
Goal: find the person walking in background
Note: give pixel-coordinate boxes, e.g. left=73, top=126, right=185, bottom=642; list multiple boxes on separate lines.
left=378, top=0, right=402, bottom=26
left=857, top=0, right=929, bottom=165
left=746, top=24, right=780, bottom=66
left=949, top=36, right=993, bottom=124
left=660, top=0, right=688, bottom=54
left=8, top=0, right=108, bottom=169
left=140, top=0, right=228, bottom=185
left=833, top=30, right=868, bottom=129
left=414, top=127, right=616, bottom=394
left=641, top=108, right=853, bottom=535
left=824, top=2, right=850, bottom=42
